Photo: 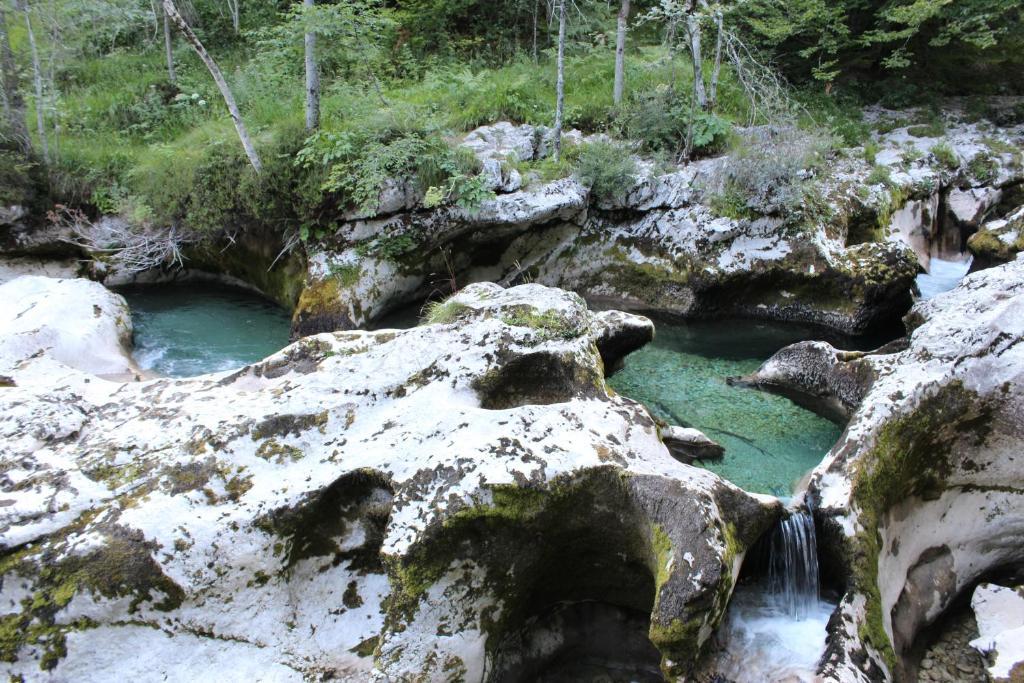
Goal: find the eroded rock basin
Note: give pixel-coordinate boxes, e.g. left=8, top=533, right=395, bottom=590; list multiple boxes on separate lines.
left=118, top=282, right=292, bottom=377
left=607, top=318, right=881, bottom=495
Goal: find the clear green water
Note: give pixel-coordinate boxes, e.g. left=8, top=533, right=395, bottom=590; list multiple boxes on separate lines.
left=608, top=319, right=847, bottom=496
left=119, top=283, right=292, bottom=378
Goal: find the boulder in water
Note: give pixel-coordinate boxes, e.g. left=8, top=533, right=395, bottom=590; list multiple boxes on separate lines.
left=731, top=341, right=878, bottom=423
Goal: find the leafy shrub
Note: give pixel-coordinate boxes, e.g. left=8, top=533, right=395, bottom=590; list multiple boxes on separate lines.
left=866, top=165, right=893, bottom=187
left=862, top=140, right=880, bottom=165
left=707, top=127, right=834, bottom=220
left=967, top=153, right=999, bottom=183
left=615, top=88, right=730, bottom=157
left=297, top=112, right=493, bottom=215
left=574, top=141, right=638, bottom=202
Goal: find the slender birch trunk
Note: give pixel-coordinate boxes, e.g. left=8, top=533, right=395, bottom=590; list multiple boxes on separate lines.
left=553, top=0, right=566, bottom=162
left=161, top=0, right=262, bottom=172
left=708, top=8, right=723, bottom=111
left=685, top=12, right=707, bottom=110
left=531, top=0, right=538, bottom=63
left=163, top=7, right=176, bottom=84
left=303, top=0, right=319, bottom=131
left=227, top=0, right=239, bottom=33
left=613, top=0, right=630, bottom=105
left=21, top=0, right=47, bottom=162
left=0, top=2, right=31, bottom=155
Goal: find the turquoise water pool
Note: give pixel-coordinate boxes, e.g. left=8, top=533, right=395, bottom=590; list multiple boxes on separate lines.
left=608, top=319, right=848, bottom=496
left=119, top=283, right=292, bottom=378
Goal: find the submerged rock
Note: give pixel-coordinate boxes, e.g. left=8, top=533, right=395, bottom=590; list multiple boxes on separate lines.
left=661, top=426, right=725, bottom=464
left=0, top=278, right=780, bottom=681
left=779, top=257, right=1024, bottom=682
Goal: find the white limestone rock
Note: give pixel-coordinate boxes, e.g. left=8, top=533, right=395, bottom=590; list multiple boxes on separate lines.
left=969, top=583, right=1024, bottom=682
left=792, top=257, right=1024, bottom=682
left=0, top=279, right=780, bottom=681
left=0, top=275, right=137, bottom=378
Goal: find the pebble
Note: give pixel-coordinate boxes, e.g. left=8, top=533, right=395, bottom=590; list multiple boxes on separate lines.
left=915, top=607, right=989, bottom=683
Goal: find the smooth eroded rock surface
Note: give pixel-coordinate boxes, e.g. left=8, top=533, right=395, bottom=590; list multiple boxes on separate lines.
left=0, top=278, right=780, bottom=681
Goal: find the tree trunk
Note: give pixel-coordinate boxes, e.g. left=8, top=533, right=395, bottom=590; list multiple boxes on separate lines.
left=613, top=0, right=630, bottom=105
left=531, top=0, right=538, bottom=63
left=708, top=8, right=723, bottom=111
left=685, top=13, right=707, bottom=111
left=0, top=2, right=31, bottom=155
left=162, top=0, right=262, bottom=172
left=303, top=0, right=319, bottom=131
left=21, top=0, right=47, bottom=163
left=553, top=0, right=566, bottom=162
left=163, top=7, right=176, bottom=84
left=227, top=0, right=239, bottom=33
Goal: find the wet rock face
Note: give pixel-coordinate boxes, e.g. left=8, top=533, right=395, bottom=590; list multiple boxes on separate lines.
left=797, top=257, right=1024, bottom=682
left=0, top=278, right=779, bottom=681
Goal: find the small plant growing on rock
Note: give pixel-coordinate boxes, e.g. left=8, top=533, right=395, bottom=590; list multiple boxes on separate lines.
left=967, top=153, right=999, bottom=183
left=706, top=126, right=834, bottom=220
left=929, top=141, right=959, bottom=170
left=421, top=299, right=472, bottom=325
left=574, top=141, right=638, bottom=203
left=866, top=164, right=893, bottom=187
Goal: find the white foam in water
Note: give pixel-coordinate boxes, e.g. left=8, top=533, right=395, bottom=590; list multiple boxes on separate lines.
left=715, top=586, right=833, bottom=682
left=713, top=508, right=835, bottom=681
left=916, top=256, right=972, bottom=300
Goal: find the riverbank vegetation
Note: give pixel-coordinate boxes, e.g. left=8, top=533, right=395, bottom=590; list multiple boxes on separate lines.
left=1, top=0, right=1021, bottom=243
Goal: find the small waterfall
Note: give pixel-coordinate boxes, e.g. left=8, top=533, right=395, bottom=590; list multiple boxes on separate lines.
left=711, top=504, right=831, bottom=682
left=765, top=506, right=820, bottom=620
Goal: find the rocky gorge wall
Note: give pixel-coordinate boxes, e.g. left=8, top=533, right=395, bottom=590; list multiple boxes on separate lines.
left=4, top=109, right=1021, bottom=343
left=743, top=256, right=1024, bottom=682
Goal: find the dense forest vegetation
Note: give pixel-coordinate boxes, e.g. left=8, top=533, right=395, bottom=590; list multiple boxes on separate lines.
left=1, top=0, right=1021, bottom=242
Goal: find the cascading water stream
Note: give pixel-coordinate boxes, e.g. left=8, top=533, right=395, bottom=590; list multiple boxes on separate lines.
left=766, top=506, right=821, bottom=620
left=711, top=503, right=834, bottom=682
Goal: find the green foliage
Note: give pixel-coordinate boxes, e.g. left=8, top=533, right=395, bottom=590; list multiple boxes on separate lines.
left=967, top=153, right=999, bottom=183
left=862, top=140, right=880, bottom=165
left=574, top=141, right=638, bottom=202
left=708, top=127, right=835, bottom=221
left=734, top=0, right=1022, bottom=90
left=249, top=1, right=392, bottom=84
left=929, top=141, right=958, bottom=170
left=866, top=164, right=893, bottom=187
left=615, top=87, right=730, bottom=156
left=421, top=299, right=472, bottom=325
left=297, top=112, right=492, bottom=215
